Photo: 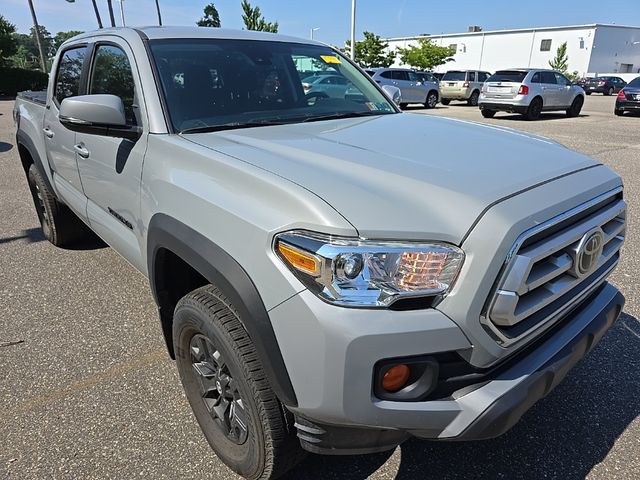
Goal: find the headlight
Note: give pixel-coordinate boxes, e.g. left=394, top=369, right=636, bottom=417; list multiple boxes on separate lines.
left=274, top=231, right=464, bottom=308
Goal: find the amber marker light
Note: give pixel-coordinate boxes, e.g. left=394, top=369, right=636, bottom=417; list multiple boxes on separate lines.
left=382, top=364, right=411, bottom=392
left=277, top=242, right=320, bottom=276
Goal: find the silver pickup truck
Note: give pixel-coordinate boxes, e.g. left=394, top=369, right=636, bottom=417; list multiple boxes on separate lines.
left=14, top=27, right=626, bottom=480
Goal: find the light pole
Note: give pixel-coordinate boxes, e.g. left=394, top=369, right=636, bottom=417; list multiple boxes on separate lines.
left=350, top=0, right=356, bottom=60
left=27, top=0, right=47, bottom=72
left=310, top=27, right=320, bottom=40
left=106, top=0, right=116, bottom=27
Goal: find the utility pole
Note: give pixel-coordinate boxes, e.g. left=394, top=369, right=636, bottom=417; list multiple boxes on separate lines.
left=106, top=0, right=116, bottom=27
left=350, top=0, right=356, bottom=60
left=27, top=0, right=47, bottom=72
left=155, top=0, right=163, bottom=26
left=91, top=0, right=103, bottom=28
left=118, top=0, right=126, bottom=27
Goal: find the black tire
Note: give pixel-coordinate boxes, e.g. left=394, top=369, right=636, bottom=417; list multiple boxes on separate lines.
left=614, top=108, right=624, bottom=116
left=441, top=98, right=451, bottom=106
left=566, top=96, right=584, bottom=117
left=604, top=87, right=613, bottom=96
left=525, top=97, right=543, bottom=120
left=27, top=164, right=90, bottom=247
left=173, top=285, right=304, bottom=480
left=481, top=109, right=496, bottom=118
left=424, top=91, right=438, bottom=109
left=399, top=102, right=408, bottom=109
left=585, top=91, right=592, bottom=95
left=467, top=90, right=480, bottom=106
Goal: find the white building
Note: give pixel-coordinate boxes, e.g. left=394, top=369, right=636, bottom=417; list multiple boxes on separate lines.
left=387, top=24, right=640, bottom=78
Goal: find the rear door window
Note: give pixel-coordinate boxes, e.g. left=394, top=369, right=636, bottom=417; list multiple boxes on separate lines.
left=541, top=72, right=557, bottom=84
left=54, top=46, right=87, bottom=105
left=392, top=71, right=409, bottom=81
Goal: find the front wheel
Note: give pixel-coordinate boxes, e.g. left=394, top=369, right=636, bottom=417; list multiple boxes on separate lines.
left=424, top=91, right=438, bottom=109
left=173, top=285, right=304, bottom=480
left=604, top=87, right=613, bottom=96
left=566, top=96, right=584, bottom=117
left=441, top=98, right=451, bottom=106
left=481, top=109, right=496, bottom=118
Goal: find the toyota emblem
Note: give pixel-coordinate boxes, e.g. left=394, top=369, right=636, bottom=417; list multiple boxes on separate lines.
left=576, top=228, right=604, bottom=276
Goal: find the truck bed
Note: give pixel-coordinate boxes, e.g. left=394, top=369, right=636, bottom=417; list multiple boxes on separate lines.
left=16, top=90, right=47, bottom=106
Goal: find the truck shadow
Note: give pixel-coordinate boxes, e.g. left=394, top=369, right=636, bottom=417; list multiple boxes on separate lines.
left=284, top=313, right=640, bottom=479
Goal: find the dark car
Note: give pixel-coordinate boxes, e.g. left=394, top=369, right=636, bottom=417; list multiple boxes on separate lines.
left=583, top=76, right=627, bottom=96
left=615, top=76, right=640, bottom=116
left=575, top=77, right=594, bottom=89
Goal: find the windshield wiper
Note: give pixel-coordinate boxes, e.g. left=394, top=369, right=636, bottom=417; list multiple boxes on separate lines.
left=179, top=119, right=290, bottom=135
left=301, top=111, right=393, bottom=123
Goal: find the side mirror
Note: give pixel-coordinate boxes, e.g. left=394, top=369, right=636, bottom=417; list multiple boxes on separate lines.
left=59, top=94, right=140, bottom=141
left=381, top=84, right=402, bottom=106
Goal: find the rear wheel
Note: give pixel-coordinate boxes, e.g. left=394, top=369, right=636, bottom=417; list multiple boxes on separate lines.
left=614, top=108, right=625, bottom=116
left=585, top=91, right=592, bottom=95
left=173, top=285, right=304, bottom=480
left=27, top=164, right=90, bottom=247
left=481, top=109, right=496, bottom=118
left=424, top=91, right=438, bottom=109
left=525, top=97, right=543, bottom=120
left=566, top=96, right=584, bottom=117
left=605, top=87, right=614, bottom=96
left=467, top=90, right=480, bottom=106
left=399, top=102, right=408, bottom=109
left=441, top=98, right=451, bottom=106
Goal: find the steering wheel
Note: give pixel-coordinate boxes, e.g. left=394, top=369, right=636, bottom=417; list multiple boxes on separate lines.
left=305, top=91, right=329, bottom=106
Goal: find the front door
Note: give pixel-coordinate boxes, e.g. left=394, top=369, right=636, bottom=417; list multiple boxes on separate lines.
left=75, top=40, right=148, bottom=271
left=554, top=72, right=573, bottom=107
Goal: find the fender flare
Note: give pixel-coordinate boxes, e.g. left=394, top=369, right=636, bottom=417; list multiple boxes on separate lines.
left=147, top=213, right=298, bottom=407
left=16, top=130, right=55, bottom=193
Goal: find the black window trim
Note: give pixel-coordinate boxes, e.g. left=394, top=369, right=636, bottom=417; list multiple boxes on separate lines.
left=52, top=43, right=91, bottom=108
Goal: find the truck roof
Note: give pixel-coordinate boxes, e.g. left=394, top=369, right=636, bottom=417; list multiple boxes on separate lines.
left=70, top=26, right=324, bottom=46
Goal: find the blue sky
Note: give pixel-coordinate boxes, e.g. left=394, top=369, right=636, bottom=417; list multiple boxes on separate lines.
left=3, top=0, right=639, bottom=45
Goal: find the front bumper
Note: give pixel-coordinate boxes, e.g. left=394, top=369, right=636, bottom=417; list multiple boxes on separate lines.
left=270, top=282, right=623, bottom=454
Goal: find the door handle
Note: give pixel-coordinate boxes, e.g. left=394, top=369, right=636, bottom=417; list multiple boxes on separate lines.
left=43, top=127, right=54, bottom=139
left=73, top=143, right=90, bottom=158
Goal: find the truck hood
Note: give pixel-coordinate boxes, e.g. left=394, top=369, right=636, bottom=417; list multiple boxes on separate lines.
left=185, top=113, right=598, bottom=244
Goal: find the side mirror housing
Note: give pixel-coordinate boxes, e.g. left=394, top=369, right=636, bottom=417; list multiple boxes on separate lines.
left=59, top=94, right=141, bottom=141
left=381, top=84, right=402, bottom=106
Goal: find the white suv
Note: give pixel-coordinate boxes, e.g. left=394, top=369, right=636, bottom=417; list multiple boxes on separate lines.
left=479, top=69, right=585, bottom=120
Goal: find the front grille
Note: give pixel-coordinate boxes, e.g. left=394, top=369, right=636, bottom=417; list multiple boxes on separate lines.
left=483, top=188, right=625, bottom=345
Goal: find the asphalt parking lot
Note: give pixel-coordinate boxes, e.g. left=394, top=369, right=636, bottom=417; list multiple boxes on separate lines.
left=1, top=94, right=639, bottom=480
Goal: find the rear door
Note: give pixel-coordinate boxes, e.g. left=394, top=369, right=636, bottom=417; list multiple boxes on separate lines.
left=540, top=71, right=559, bottom=107
left=75, top=40, right=148, bottom=271
left=392, top=70, right=418, bottom=102
left=43, top=45, right=88, bottom=202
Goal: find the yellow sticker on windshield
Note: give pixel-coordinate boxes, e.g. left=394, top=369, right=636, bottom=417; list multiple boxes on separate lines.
left=320, top=55, right=341, bottom=64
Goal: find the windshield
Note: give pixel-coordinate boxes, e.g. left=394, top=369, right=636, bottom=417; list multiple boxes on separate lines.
left=442, top=71, right=466, bottom=81
left=149, top=39, right=396, bottom=133
left=487, top=71, right=528, bottom=83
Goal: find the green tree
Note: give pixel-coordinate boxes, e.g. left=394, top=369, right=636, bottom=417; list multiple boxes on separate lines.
left=53, top=30, right=84, bottom=51
left=343, top=31, right=395, bottom=68
left=0, top=15, right=17, bottom=62
left=549, top=41, right=569, bottom=72
left=241, top=0, right=278, bottom=33
left=396, top=38, right=454, bottom=70
left=196, top=3, right=221, bottom=27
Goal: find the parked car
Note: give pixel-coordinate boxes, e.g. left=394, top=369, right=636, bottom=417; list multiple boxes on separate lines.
left=583, top=76, right=627, bottom=96
left=575, top=77, right=594, bottom=89
left=440, top=70, right=491, bottom=106
left=416, top=71, right=440, bottom=84
left=479, top=69, right=585, bottom=120
left=14, top=27, right=625, bottom=480
left=432, top=72, right=445, bottom=81
left=614, top=76, right=640, bottom=116
left=367, top=67, right=440, bottom=108
left=302, top=73, right=351, bottom=98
